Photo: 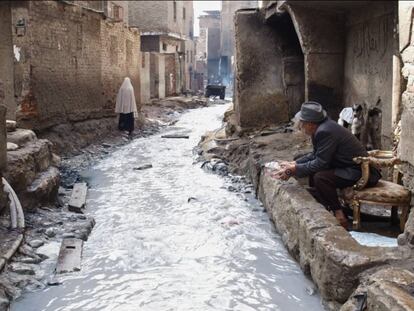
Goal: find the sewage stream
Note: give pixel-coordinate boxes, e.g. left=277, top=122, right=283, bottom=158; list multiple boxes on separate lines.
left=12, top=104, right=324, bottom=311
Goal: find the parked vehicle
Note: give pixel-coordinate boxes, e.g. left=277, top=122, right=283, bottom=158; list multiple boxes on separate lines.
left=205, top=84, right=226, bottom=99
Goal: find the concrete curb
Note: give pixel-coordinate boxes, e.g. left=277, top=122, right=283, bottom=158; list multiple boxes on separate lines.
left=258, top=172, right=413, bottom=304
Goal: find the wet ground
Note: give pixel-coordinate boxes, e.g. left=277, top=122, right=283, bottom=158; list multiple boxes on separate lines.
left=12, top=104, right=324, bottom=311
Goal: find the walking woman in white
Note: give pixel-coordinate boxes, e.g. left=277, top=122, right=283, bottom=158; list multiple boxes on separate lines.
left=115, top=77, right=138, bottom=136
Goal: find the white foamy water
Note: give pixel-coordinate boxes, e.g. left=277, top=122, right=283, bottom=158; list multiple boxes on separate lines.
left=12, top=104, right=324, bottom=311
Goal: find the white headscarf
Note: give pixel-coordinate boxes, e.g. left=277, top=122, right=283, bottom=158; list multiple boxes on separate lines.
left=115, top=77, right=138, bottom=117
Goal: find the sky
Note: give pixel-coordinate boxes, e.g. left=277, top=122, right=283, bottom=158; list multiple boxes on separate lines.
left=193, top=1, right=221, bottom=36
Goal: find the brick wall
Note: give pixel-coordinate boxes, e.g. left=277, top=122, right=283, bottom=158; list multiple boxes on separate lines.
left=128, top=1, right=169, bottom=32
left=101, top=21, right=140, bottom=114
left=11, top=1, right=140, bottom=131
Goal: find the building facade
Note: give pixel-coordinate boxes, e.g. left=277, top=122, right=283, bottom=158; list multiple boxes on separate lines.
left=129, top=0, right=195, bottom=100
left=0, top=0, right=140, bottom=130
left=197, top=11, right=221, bottom=86
left=220, top=1, right=258, bottom=86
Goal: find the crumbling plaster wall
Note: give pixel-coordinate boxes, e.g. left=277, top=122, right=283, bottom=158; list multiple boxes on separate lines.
left=283, top=3, right=346, bottom=119
left=11, top=1, right=140, bottom=131
left=343, top=2, right=396, bottom=149
left=234, top=10, right=289, bottom=129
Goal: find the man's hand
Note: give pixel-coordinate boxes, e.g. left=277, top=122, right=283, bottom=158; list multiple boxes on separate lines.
left=270, top=162, right=296, bottom=180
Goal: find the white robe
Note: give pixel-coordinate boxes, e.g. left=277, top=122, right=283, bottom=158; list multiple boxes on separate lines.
left=115, top=77, right=138, bottom=117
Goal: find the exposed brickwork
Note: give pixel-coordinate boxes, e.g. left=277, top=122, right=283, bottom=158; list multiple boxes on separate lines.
left=128, top=1, right=169, bottom=32
left=10, top=1, right=140, bottom=131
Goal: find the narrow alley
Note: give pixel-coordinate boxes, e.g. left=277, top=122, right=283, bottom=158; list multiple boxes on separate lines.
left=12, top=104, right=323, bottom=311
left=2, top=1, right=414, bottom=310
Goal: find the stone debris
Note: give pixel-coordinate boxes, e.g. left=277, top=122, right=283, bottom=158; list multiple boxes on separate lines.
left=47, top=278, right=62, bottom=286
left=305, top=285, right=317, bottom=296
left=45, top=228, right=57, bottom=238
left=68, top=183, right=88, bottom=213
left=6, top=142, right=18, bottom=151
left=201, top=158, right=229, bottom=176
left=16, top=257, right=42, bottom=265
left=133, top=164, right=153, bottom=170
left=8, top=263, right=35, bottom=276
left=27, top=240, right=44, bottom=249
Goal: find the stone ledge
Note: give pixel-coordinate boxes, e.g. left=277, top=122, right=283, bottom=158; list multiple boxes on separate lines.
left=342, top=267, right=414, bottom=311
left=258, top=174, right=412, bottom=304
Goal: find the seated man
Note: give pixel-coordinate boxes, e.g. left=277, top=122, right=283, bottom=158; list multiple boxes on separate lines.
left=273, top=101, right=381, bottom=229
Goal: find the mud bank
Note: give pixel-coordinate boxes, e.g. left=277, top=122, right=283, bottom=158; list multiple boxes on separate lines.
left=199, top=124, right=414, bottom=310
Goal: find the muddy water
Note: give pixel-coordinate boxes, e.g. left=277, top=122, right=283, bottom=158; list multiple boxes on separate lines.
left=12, top=104, right=324, bottom=311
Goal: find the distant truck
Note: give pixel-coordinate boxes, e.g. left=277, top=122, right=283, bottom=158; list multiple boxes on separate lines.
left=205, top=84, right=226, bottom=100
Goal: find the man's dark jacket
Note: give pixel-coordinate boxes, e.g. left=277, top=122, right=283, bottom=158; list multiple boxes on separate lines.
left=295, top=118, right=381, bottom=183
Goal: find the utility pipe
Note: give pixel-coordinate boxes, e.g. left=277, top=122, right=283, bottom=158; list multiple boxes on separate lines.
left=2, top=177, right=25, bottom=230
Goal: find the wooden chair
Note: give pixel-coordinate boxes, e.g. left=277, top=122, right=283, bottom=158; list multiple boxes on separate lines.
left=341, top=150, right=411, bottom=231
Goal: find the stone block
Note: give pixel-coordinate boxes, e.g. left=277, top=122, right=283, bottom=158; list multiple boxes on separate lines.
left=26, top=166, right=60, bottom=204
left=68, top=182, right=87, bottom=213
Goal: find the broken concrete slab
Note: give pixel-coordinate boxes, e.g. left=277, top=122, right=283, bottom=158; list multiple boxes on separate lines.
left=161, top=134, right=190, bottom=139
left=55, top=238, right=83, bottom=274
left=68, top=183, right=87, bottom=213
left=133, top=164, right=153, bottom=170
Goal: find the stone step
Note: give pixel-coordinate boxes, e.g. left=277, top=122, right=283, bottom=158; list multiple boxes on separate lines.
left=26, top=166, right=60, bottom=206
left=7, top=129, right=37, bottom=147
left=5, top=139, right=54, bottom=193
